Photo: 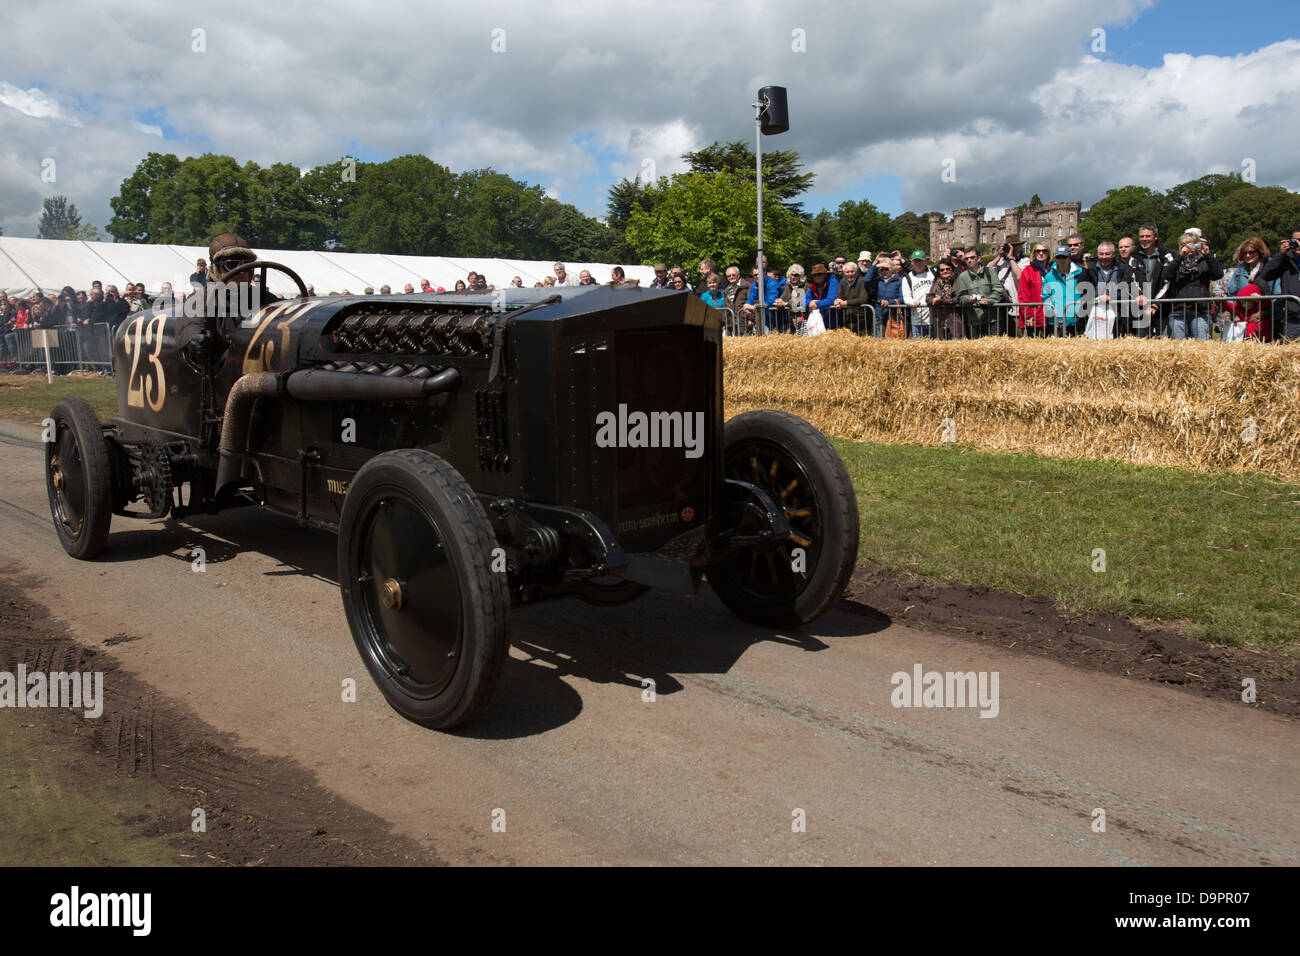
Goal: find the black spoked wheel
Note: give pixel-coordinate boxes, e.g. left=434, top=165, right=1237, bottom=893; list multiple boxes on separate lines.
left=706, top=410, right=859, bottom=626
left=45, top=398, right=113, bottom=559
left=338, top=449, right=509, bottom=729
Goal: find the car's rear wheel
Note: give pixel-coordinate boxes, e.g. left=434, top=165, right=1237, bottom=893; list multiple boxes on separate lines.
left=45, top=398, right=113, bottom=559
left=706, top=410, right=859, bottom=626
left=338, top=449, right=509, bottom=729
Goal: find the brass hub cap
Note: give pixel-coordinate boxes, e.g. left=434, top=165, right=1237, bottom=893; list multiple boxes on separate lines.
left=380, top=578, right=404, bottom=611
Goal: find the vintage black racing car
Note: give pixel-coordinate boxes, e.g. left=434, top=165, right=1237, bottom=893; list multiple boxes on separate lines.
left=43, top=254, right=859, bottom=728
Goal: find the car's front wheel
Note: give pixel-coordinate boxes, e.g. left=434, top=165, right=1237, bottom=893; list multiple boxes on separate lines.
left=45, top=398, right=113, bottom=559
left=705, top=410, right=859, bottom=626
left=338, top=449, right=509, bottom=729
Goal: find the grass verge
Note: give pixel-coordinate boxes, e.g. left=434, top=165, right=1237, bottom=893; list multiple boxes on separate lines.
left=834, top=438, right=1299, bottom=655
left=0, top=372, right=117, bottom=423
left=0, top=709, right=189, bottom=865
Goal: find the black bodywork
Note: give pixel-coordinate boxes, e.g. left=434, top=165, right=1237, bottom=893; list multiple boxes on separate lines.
left=107, top=283, right=752, bottom=603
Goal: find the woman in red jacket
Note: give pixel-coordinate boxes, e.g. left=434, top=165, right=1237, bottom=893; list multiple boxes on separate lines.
left=1017, top=243, right=1050, bottom=337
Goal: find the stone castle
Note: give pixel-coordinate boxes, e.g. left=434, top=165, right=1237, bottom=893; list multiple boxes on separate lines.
left=928, top=201, right=1083, bottom=255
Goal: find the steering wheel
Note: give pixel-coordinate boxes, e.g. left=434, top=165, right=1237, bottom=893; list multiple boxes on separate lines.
left=218, top=259, right=310, bottom=298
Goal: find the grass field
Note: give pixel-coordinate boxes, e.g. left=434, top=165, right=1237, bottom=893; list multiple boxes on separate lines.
left=3, top=373, right=1295, bottom=653
left=0, top=372, right=117, bottom=423
left=0, top=710, right=188, bottom=865
left=835, top=439, right=1299, bottom=654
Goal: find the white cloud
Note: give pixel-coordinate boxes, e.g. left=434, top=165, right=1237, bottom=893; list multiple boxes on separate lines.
left=0, top=82, right=81, bottom=125
left=0, top=0, right=1295, bottom=240
left=832, top=39, right=1300, bottom=214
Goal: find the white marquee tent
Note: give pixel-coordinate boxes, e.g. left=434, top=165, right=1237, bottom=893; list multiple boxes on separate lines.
left=0, top=237, right=657, bottom=298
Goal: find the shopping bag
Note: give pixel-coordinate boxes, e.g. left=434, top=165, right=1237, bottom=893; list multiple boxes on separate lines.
left=802, top=308, right=826, bottom=336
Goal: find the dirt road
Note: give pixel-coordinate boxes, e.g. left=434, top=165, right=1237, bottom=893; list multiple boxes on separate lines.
left=1, top=419, right=1296, bottom=865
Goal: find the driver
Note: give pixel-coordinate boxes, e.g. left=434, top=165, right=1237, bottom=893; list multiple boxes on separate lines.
left=177, top=233, right=282, bottom=351
left=206, top=233, right=281, bottom=315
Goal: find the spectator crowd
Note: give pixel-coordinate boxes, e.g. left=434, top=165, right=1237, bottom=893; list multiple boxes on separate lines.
left=672, top=224, right=1300, bottom=343
left=4, top=227, right=1299, bottom=375
left=0, top=259, right=641, bottom=373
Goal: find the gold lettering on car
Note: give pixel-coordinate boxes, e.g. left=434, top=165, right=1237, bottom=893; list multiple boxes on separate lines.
left=326, top=478, right=351, bottom=496
left=617, top=511, right=681, bottom=533
left=123, top=313, right=168, bottom=412
left=242, top=301, right=313, bottom=374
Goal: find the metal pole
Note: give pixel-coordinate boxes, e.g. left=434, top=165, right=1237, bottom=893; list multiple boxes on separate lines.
left=40, top=333, right=53, bottom=384
left=755, top=98, right=766, bottom=336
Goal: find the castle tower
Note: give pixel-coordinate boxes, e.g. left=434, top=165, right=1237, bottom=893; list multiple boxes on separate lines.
left=1041, top=201, right=1081, bottom=241
left=1004, top=207, right=1020, bottom=244
left=952, top=207, right=985, bottom=248
left=927, top=213, right=944, bottom=255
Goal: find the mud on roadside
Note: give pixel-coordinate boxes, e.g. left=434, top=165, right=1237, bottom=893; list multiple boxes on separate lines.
left=844, top=560, right=1300, bottom=719
left=0, top=563, right=444, bottom=866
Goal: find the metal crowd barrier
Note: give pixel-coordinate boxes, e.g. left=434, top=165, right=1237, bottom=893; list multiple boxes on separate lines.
left=719, top=304, right=880, bottom=336
left=982, top=294, right=1300, bottom=341
left=713, top=294, right=1300, bottom=342
left=3, top=323, right=116, bottom=374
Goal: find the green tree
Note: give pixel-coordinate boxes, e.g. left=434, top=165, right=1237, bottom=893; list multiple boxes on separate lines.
left=246, top=162, right=317, bottom=250
left=448, top=169, right=552, bottom=258
left=1165, top=173, right=1254, bottom=238
left=1200, top=186, right=1300, bottom=257
left=108, top=152, right=181, bottom=242
left=625, top=169, right=802, bottom=273
left=604, top=177, right=655, bottom=262
left=535, top=200, right=619, bottom=261
left=144, top=154, right=256, bottom=244
left=682, top=141, right=815, bottom=214
left=795, top=210, right=840, bottom=267
left=37, top=195, right=84, bottom=239
left=887, top=211, right=930, bottom=257
left=1077, top=185, right=1175, bottom=248
left=338, top=155, right=457, bottom=255
left=833, top=199, right=894, bottom=257
left=298, top=158, right=354, bottom=249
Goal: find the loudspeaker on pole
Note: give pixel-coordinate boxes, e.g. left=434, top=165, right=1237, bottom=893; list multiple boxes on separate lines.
left=758, top=86, right=789, bottom=135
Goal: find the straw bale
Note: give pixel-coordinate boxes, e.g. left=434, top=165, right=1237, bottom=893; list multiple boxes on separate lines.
left=722, top=332, right=1300, bottom=479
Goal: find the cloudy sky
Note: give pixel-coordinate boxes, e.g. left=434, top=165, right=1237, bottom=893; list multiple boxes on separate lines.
left=1, top=0, right=1297, bottom=238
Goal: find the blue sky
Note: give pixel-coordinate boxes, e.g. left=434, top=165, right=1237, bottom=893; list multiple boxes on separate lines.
left=1103, top=0, right=1271, bottom=68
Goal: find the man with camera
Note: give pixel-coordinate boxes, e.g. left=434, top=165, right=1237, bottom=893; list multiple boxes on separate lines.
left=1160, top=233, right=1223, bottom=340
left=1258, top=227, right=1300, bottom=341
left=956, top=249, right=1007, bottom=338
left=990, top=238, right=1024, bottom=310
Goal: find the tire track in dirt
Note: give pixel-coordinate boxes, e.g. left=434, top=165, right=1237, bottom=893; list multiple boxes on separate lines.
left=0, top=561, right=449, bottom=866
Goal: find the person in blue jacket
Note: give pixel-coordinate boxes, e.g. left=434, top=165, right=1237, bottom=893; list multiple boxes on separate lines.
left=805, top=263, right=841, bottom=328
left=1042, top=246, right=1084, bottom=335
left=741, top=256, right=785, bottom=333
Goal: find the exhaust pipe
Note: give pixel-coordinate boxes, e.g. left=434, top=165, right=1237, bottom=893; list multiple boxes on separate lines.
left=215, top=367, right=460, bottom=493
